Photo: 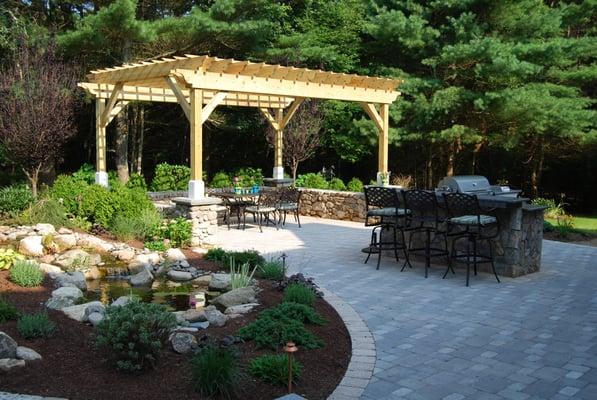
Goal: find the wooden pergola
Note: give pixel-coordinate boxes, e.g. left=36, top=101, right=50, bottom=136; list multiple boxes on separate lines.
left=79, top=54, right=401, bottom=199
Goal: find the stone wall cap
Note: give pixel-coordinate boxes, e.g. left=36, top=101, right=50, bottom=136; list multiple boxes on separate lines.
left=172, top=197, right=223, bottom=206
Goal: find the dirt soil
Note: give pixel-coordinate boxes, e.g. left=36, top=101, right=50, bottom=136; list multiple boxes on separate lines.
left=0, top=251, right=351, bottom=400
left=544, top=231, right=597, bottom=247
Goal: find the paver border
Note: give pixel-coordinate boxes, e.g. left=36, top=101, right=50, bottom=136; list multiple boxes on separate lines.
left=321, top=288, right=375, bottom=400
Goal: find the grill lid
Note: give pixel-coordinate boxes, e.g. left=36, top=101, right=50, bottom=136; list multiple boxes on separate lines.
left=437, top=175, right=491, bottom=193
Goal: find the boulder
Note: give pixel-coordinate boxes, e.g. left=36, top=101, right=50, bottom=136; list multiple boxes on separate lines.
left=84, top=266, right=102, bottom=280
left=87, top=312, right=104, bottom=327
left=112, top=296, right=133, bottom=307
left=57, top=227, right=73, bottom=234
left=16, top=346, right=42, bottom=361
left=113, top=248, right=135, bottom=261
left=55, top=249, right=101, bottom=269
left=61, top=301, right=103, bottom=322
left=182, top=309, right=207, bottom=323
left=19, top=236, right=44, bottom=257
left=130, top=268, right=153, bottom=286
left=146, top=252, right=161, bottom=265
left=39, top=263, right=63, bottom=278
left=211, top=287, right=256, bottom=309
left=0, top=358, right=25, bottom=372
left=84, top=303, right=105, bottom=319
left=209, top=273, right=231, bottom=290
left=55, top=271, right=87, bottom=291
left=46, top=286, right=84, bottom=310
left=170, top=332, right=197, bottom=354
left=204, top=306, right=228, bottom=327
left=188, top=321, right=209, bottom=330
left=167, top=270, right=193, bottom=282
left=0, top=332, right=17, bottom=359
left=192, top=275, right=211, bottom=285
left=224, top=303, right=259, bottom=315
left=53, top=234, right=77, bottom=251
left=77, top=234, right=114, bottom=252
left=33, top=223, right=56, bottom=235
left=166, top=248, right=186, bottom=262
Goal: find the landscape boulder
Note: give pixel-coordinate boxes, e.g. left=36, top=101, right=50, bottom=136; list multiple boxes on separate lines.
left=111, top=296, right=133, bottom=307
left=46, top=286, right=84, bottom=309
left=166, top=248, right=186, bottom=262
left=211, top=287, right=256, bottom=309
left=38, top=263, right=63, bottom=278
left=170, top=332, right=198, bottom=354
left=224, top=303, right=259, bottom=316
left=16, top=346, right=42, bottom=361
left=209, top=273, right=231, bottom=290
left=55, top=249, right=101, bottom=269
left=113, top=248, right=135, bottom=261
left=130, top=268, right=153, bottom=286
left=60, top=301, right=103, bottom=322
left=0, top=332, right=17, bottom=359
left=53, top=234, right=77, bottom=251
left=204, top=306, right=228, bottom=327
left=167, top=270, right=193, bottom=282
left=182, top=309, right=207, bottom=323
left=55, top=271, right=87, bottom=291
left=0, top=358, right=25, bottom=372
left=18, top=236, right=44, bottom=257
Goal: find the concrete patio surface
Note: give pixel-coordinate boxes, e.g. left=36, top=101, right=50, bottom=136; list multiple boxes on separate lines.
left=212, top=216, right=597, bottom=400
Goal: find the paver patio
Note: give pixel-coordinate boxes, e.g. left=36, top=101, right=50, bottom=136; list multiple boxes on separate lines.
left=212, top=216, right=597, bottom=400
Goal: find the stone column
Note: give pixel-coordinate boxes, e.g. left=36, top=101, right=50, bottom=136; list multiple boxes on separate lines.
left=172, top=197, right=223, bottom=247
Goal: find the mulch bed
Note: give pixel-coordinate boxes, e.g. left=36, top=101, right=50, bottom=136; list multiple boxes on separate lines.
left=0, top=249, right=351, bottom=400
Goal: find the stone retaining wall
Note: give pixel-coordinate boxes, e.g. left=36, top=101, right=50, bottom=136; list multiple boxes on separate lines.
left=299, top=189, right=366, bottom=222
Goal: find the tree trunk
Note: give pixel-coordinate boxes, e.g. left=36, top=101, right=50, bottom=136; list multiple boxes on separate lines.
left=471, top=141, right=484, bottom=175
left=136, top=105, right=145, bottom=174
left=426, top=143, right=433, bottom=188
left=291, top=161, right=298, bottom=181
left=530, top=137, right=544, bottom=197
left=24, top=166, right=40, bottom=198
left=116, top=109, right=129, bottom=183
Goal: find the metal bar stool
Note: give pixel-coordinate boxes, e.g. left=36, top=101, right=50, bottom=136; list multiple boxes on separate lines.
left=363, top=186, right=411, bottom=270
left=278, top=187, right=302, bottom=227
left=403, top=189, right=453, bottom=278
left=443, top=192, right=500, bottom=286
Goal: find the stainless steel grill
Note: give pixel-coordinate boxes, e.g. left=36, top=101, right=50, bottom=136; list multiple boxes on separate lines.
left=436, top=175, right=521, bottom=198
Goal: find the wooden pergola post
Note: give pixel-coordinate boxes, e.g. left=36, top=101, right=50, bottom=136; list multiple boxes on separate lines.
left=273, top=108, right=284, bottom=179
left=378, top=103, right=389, bottom=185
left=188, top=88, right=204, bottom=199
left=95, top=99, right=108, bottom=186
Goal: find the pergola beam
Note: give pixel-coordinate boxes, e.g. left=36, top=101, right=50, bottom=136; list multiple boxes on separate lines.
left=105, top=101, right=129, bottom=125
left=280, top=97, right=305, bottom=130
left=100, top=82, right=123, bottom=126
left=201, top=92, right=228, bottom=124
left=165, top=76, right=190, bottom=120
left=360, top=102, right=383, bottom=132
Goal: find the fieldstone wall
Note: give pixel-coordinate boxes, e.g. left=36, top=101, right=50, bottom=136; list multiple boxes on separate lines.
left=171, top=198, right=224, bottom=247
left=299, top=189, right=366, bottom=222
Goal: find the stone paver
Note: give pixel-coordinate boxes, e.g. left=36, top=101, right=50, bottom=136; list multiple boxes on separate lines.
left=213, top=216, right=597, bottom=399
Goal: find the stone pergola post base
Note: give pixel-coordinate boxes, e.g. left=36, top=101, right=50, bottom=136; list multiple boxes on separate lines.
left=95, top=171, right=109, bottom=187
left=172, top=197, right=222, bottom=247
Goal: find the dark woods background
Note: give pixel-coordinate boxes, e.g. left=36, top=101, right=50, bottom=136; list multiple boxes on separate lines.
left=1, top=0, right=595, bottom=211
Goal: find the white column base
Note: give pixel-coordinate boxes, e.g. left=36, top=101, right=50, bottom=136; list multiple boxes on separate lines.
left=376, top=171, right=390, bottom=186
left=188, top=180, right=205, bottom=200
left=272, top=166, right=285, bottom=180
left=95, top=171, right=109, bottom=187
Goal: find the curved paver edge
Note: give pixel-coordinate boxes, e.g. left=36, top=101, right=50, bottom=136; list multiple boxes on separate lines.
left=321, top=287, right=376, bottom=400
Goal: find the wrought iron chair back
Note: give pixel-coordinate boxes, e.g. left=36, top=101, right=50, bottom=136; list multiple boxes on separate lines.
left=279, top=187, right=300, bottom=204
left=364, top=186, right=397, bottom=209
left=258, top=189, right=281, bottom=208
left=403, top=190, right=440, bottom=228
left=443, top=192, right=480, bottom=221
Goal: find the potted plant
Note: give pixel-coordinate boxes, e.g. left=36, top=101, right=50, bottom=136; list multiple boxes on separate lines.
left=233, top=176, right=241, bottom=194
left=378, top=172, right=390, bottom=187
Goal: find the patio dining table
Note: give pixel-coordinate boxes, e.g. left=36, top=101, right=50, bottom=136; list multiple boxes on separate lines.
left=213, top=191, right=260, bottom=229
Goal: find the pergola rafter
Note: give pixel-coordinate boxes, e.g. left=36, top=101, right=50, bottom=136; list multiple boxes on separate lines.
left=79, top=54, right=402, bottom=200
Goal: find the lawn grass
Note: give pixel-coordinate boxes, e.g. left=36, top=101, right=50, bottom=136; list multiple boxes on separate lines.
left=547, top=215, right=597, bottom=235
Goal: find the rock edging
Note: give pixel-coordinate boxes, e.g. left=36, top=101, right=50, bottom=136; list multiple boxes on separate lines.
left=321, top=287, right=376, bottom=400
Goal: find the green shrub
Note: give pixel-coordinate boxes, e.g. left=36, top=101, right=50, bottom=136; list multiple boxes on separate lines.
left=150, top=163, right=190, bottom=191
left=210, top=171, right=232, bottom=188
left=328, top=177, right=346, bottom=191
left=189, top=346, right=241, bottom=398
left=17, top=313, right=56, bottom=339
left=205, top=247, right=227, bottom=262
left=249, top=354, right=303, bottom=386
left=234, top=167, right=264, bottom=187
left=72, top=163, right=96, bottom=184
left=126, top=173, right=148, bottom=191
left=111, top=183, right=155, bottom=220
left=531, top=197, right=566, bottom=219
left=238, top=313, right=323, bottom=350
left=283, top=283, right=316, bottom=307
left=0, top=298, right=19, bottom=323
left=79, top=184, right=118, bottom=227
left=258, top=259, right=285, bottom=280
left=110, top=214, right=140, bottom=241
left=10, top=260, right=44, bottom=287
left=346, top=177, right=364, bottom=192
left=95, top=299, right=177, bottom=372
left=0, top=185, right=34, bottom=216
left=165, top=217, right=192, bottom=247
left=543, top=220, right=555, bottom=232
left=0, top=248, right=25, bottom=270
left=50, top=175, right=89, bottom=214
left=295, top=173, right=328, bottom=189
left=226, top=250, right=265, bottom=268
left=18, top=198, right=70, bottom=227
left=260, top=302, right=326, bottom=325
left=111, top=207, right=162, bottom=241
left=144, top=240, right=168, bottom=252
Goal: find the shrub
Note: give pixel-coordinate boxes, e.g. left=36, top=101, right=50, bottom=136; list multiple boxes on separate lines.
left=295, top=173, right=328, bottom=189
left=328, top=177, right=346, bottom=191
left=189, top=346, right=241, bottom=398
left=79, top=184, right=118, bottom=227
left=95, top=300, right=177, bottom=372
left=0, top=248, right=25, bottom=270
left=238, top=314, right=322, bottom=350
left=0, top=184, right=34, bottom=216
left=126, top=173, right=148, bottom=191
left=17, top=313, right=56, bottom=339
left=226, top=250, right=264, bottom=268
left=165, top=217, right=192, bottom=247
left=72, top=163, right=97, bottom=185
left=50, top=175, right=89, bottom=214
left=391, top=174, right=414, bottom=188
left=18, top=198, right=70, bottom=228
left=532, top=197, right=566, bottom=220
left=150, top=163, right=190, bottom=191
left=346, top=177, right=364, bottom=192
left=111, top=208, right=162, bottom=241
left=210, top=171, right=232, bottom=188
left=0, top=298, right=19, bottom=323
left=229, top=260, right=257, bottom=289
left=205, top=247, right=227, bottom=262
left=283, top=283, right=316, bottom=307
left=10, top=260, right=44, bottom=287
left=258, top=259, right=285, bottom=280
left=234, top=167, right=264, bottom=187
left=111, top=183, right=155, bottom=220
left=260, top=302, right=326, bottom=325
left=144, top=240, right=168, bottom=252
left=249, top=354, right=303, bottom=386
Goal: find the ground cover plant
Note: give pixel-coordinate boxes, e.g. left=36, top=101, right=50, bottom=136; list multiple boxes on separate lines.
left=17, top=313, right=56, bottom=339
left=260, top=302, right=326, bottom=326
left=205, top=248, right=266, bottom=270
left=0, top=185, right=35, bottom=217
left=0, top=298, right=19, bottom=323
left=283, top=283, right=316, bottom=307
left=10, top=260, right=44, bottom=287
left=258, top=259, right=285, bottom=280
left=249, top=354, right=303, bottom=387
left=0, top=248, right=25, bottom=270
left=189, top=345, right=241, bottom=398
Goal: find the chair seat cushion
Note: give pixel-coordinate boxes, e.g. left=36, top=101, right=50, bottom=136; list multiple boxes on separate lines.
left=245, top=206, right=276, bottom=213
left=278, top=202, right=298, bottom=210
left=449, top=215, right=497, bottom=226
left=367, top=207, right=410, bottom=217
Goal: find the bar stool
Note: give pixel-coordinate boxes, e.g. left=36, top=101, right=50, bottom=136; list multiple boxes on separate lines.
left=403, top=189, right=453, bottom=278
left=443, top=192, right=500, bottom=286
left=363, top=186, right=411, bottom=270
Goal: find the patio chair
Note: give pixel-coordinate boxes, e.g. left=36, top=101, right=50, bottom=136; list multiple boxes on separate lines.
left=243, top=190, right=280, bottom=232
left=403, top=189, right=453, bottom=278
left=278, top=187, right=302, bottom=227
left=363, top=186, right=411, bottom=270
left=443, top=192, right=500, bottom=286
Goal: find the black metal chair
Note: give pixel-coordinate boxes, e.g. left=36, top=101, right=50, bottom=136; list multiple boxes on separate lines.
left=278, top=187, right=302, bottom=227
left=443, top=192, right=500, bottom=286
left=243, top=190, right=280, bottom=232
left=363, top=186, right=411, bottom=270
left=221, top=195, right=253, bottom=230
left=403, top=190, right=453, bottom=278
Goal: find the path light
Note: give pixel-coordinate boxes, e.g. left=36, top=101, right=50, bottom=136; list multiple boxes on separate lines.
left=284, top=341, right=298, bottom=393
left=280, top=252, right=288, bottom=282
